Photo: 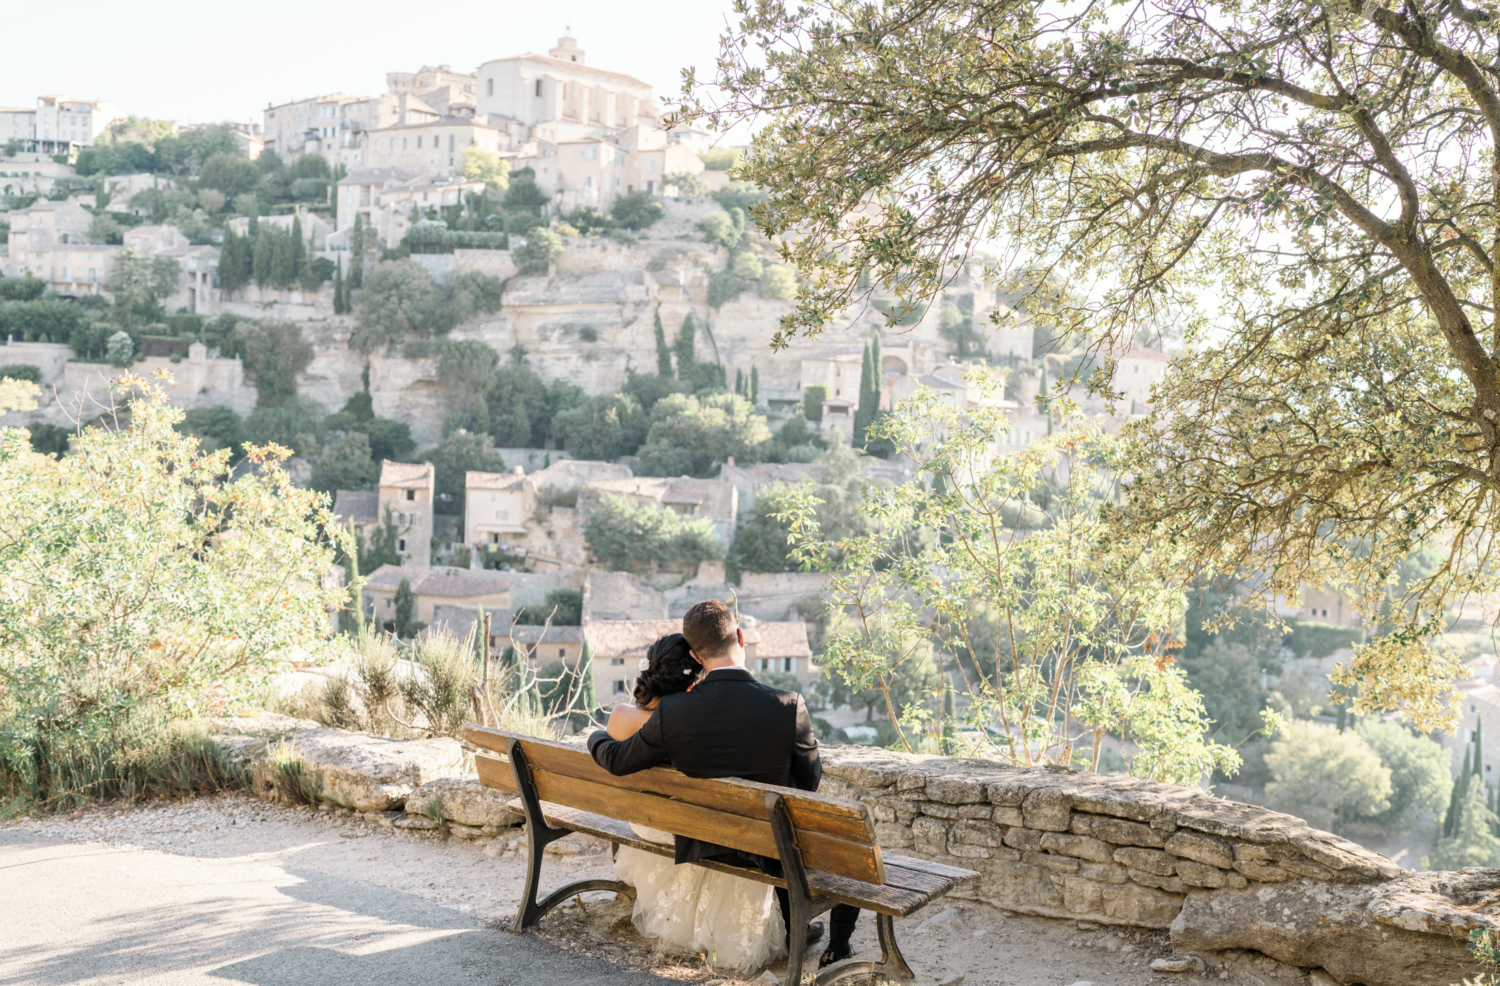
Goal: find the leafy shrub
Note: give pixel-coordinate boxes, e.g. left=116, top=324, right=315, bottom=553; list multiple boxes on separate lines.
left=0, top=363, right=41, bottom=383
left=635, top=392, right=772, bottom=478
left=612, top=191, right=664, bottom=230
left=566, top=206, right=615, bottom=235
left=516, top=589, right=584, bottom=626
left=512, top=228, right=563, bottom=276
left=666, top=172, right=710, bottom=195
left=712, top=182, right=767, bottom=212
left=0, top=299, right=84, bottom=343
left=0, top=377, right=348, bottom=812
left=0, top=273, right=46, bottom=301
left=584, top=494, right=723, bottom=574
left=176, top=405, right=245, bottom=457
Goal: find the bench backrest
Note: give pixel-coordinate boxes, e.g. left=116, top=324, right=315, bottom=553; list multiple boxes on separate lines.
left=462, top=724, right=885, bottom=885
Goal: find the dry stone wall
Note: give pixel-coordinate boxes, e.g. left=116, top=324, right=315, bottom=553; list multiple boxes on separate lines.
left=208, top=717, right=1499, bottom=986
left=819, top=746, right=1497, bottom=986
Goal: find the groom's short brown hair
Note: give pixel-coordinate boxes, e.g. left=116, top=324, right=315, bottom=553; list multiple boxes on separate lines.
left=682, top=599, right=737, bottom=658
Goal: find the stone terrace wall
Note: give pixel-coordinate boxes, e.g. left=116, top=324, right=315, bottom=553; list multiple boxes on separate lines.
left=819, top=746, right=1497, bottom=986
left=210, top=717, right=1499, bottom=986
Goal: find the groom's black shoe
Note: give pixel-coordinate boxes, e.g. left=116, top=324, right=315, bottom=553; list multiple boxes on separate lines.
left=818, top=943, right=854, bottom=968
left=798, top=921, right=825, bottom=949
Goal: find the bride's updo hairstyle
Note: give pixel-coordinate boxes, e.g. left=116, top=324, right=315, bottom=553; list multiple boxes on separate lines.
left=634, top=633, right=698, bottom=706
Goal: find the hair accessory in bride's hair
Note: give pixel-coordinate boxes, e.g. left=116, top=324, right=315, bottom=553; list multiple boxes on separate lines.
left=638, top=657, right=651, bottom=671
left=683, top=668, right=691, bottom=674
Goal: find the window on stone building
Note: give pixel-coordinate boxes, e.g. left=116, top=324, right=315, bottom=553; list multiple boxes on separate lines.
left=405, top=489, right=415, bottom=501
left=487, top=79, right=494, bottom=96
left=611, top=658, right=624, bottom=666
left=613, top=680, right=627, bottom=694
left=397, top=538, right=407, bottom=552
left=535, top=79, right=542, bottom=97
left=558, top=647, right=566, bottom=658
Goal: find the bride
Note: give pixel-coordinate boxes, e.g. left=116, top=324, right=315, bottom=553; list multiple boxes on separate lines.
left=605, top=632, right=787, bottom=973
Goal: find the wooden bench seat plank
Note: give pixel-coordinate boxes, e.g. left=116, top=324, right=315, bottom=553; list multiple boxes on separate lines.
left=464, top=726, right=876, bottom=844
left=521, top=800, right=943, bottom=918
left=882, top=852, right=984, bottom=884
left=474, top=750, right=885, bottom=885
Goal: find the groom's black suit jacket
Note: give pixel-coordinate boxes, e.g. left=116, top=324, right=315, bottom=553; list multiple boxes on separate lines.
left=587, top=666, right=822, bottom=865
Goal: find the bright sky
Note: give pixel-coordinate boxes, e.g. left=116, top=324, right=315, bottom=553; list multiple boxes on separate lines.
left=0, top=0, right=739, bottom=127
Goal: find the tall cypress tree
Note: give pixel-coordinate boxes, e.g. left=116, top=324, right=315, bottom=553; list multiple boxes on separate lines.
left=654, top=307, right=673, bottom=377
left=247, top=197, right=259, bottom=238
left=251, top=230, right=273, bottom=287
left=735, top=368, right=745, bottom=396
left=271, top=231, right=296, bottom=289
left=1476, top=718, right=1486, bottom=781
left=870, top=334, right=884, bottom=412
left=351, top=213, right=365, bottom=288
left=290, top=214, right=306, bottom=279
left=1447, top=745, right=1474, bottom=838
left=674, top=313, right=697, bottom=378
left=333, top=257, right=345, bottom=314
left=1039, top=368, right=1053, bottom=436
left=578, top=642, right=596, bottom=713
left=750, top=364, right=759, bottom=404
left=855, top=341, right=878, bottom=441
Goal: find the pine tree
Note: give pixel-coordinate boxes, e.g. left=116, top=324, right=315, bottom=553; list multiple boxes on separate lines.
left=654, top=307, right=673, bottom=377
left=674, top=313, right=697, bottom=378
left=750, top=365, right=759, bottom=404
left=290, top=214, right=306, bottom=279
left=333, top=257, right=345, bottom=315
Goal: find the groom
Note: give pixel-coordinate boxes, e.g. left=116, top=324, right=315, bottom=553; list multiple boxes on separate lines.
left=587, top=599, right=860, bottom=967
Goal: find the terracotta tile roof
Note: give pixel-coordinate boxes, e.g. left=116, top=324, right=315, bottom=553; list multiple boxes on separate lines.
left=331, top=490, right=378, bottom=525
left=380, top=460, right=434, bottom=490
left=511, top=624, right=584, bottom=644
left=364, top=564, right=510, bottom=599
left=467, top=470, right=527, bottom=491
left=742, top=621, right=812, bottom=659
left=582, top=620, right=685, bottom=661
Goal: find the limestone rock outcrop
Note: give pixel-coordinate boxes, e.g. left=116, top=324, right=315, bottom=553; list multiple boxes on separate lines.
left=276, top=727, right=466, bottom=812
left=1170, top=873, right=1500, bottom=986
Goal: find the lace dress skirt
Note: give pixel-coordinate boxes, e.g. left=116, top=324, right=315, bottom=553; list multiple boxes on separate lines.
left=613, top=824, right=787, bottom=973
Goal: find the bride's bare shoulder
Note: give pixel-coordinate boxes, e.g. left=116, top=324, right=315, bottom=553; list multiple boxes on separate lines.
left=606, top=701, right=654, bottom=740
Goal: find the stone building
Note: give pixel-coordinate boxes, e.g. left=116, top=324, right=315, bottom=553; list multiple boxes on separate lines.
left=464, top=469, right=533, bottom=552
left=377, top=461, right=435, bottom=569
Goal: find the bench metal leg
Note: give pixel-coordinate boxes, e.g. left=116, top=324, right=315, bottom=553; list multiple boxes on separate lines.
left=811, top=913, right=916, bottom=984
left=508, top=738, right=634, bottom=931
left=765, top=793, right=840, bottom=986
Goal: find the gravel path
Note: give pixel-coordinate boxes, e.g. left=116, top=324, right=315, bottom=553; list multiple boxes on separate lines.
left=1, top=794, right=1302, bottom=986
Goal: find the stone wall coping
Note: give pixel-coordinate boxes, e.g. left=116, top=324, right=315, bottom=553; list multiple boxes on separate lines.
left=818, top=745, right=1405, bottom=880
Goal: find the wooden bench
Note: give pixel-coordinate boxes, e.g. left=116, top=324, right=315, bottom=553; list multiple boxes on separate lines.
left=461, top=724, right=980, bottom=986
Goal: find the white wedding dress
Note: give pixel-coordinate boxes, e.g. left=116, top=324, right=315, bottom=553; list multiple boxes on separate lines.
left=614, top=824, right=786, bottom=972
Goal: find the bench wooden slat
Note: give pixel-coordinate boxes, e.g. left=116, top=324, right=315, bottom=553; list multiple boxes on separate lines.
left=464, top=725, right=876, bottom=844
left=475, top=750, right=884, bottom=885
left=523, top=800, right=951, bottom=918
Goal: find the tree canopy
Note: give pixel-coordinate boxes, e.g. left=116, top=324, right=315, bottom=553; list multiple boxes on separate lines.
left=681, top=0, right=1500, bottom=726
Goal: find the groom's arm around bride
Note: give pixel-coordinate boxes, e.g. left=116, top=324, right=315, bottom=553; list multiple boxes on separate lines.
left=587, top=600, right=858, bottom=965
